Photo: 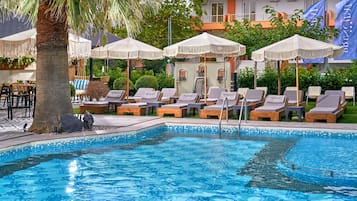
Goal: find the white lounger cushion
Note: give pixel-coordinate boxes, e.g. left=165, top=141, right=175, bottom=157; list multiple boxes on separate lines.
left=161, top=103, right=187, bottom=108
left=309, top=107, right=338, bottom=113
left=120, top=102, right=147, bottom=108
left=254, top=105, right=285, bottom=112
left=82, top=101, right=108, bottom=105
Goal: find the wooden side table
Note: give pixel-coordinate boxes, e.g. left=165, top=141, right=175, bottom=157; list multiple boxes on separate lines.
left=187, top=103, right=206, bottom=117
left=232, top=104, right=252, bottom=120
left=146, top=102, right=165, bottom=115
left=285, top=106, right=305, bottom=122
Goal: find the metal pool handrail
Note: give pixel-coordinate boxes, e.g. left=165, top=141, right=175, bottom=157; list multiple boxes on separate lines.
left=218, top=97, right=229, bottom=136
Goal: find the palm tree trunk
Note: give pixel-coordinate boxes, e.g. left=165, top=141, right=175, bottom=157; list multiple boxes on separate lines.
left=29, top=1, right=72, bottom=133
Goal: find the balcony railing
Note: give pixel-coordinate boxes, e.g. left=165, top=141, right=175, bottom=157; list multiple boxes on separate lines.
left=200, top=12, right=296, bottom=23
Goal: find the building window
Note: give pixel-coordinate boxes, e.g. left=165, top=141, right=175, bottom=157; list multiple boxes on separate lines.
left=197, top=64, right=205, bottom=77
left=211, top=2, right=224, bottom=22
left=178, top=69, right=187, bottom=81
left=217, top=68, right=225, bottom=81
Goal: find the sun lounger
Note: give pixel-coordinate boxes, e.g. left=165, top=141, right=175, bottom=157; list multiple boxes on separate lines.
left=250, top=95, right=287, bottom=121
left=200, top=92, right=239, bottom=119
left=200, top=87, right=226, bottom=105
left=306, top=86, right=321, bottom=105
left=341, top=86, right=355, bottom=106
left=237, top=87, right=249, bottom=98
left=255, top=87, right=268, bottom=98
left=324, top=90, right=347, bottom=110
left=242, top=89, right=265, bottom=109
left=305, top=94, right=343, bottom=123
left=127, top=87, right=154, bottom=103
left=80, top=90, right=126, bottom=113
left=284, top=90, right=304, bottom=106
left=117, top=91, right=161, bottom=116
left=160, top=88, right=177, bottom=104
left=157, top=93, right=199, bottom=118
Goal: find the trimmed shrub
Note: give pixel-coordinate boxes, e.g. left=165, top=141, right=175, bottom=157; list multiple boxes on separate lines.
left=113, top=77, right=134, bottom=90
left=156, top=71, right=174, bottom=89
left=86, top=81, right=109, bottom=100
left=135, top=75, right=158, bottom=90
left=257, top=67, right=278, bottom=95
left=237, top=67, right=254, bottom=89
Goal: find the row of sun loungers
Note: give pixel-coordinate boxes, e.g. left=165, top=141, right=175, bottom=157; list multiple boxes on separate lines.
left=80, top=86, right=352, bottom=123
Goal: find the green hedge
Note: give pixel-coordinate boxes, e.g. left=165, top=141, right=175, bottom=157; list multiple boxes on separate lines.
left=238, top=61, right=357, bottom=95
left=135, top=75, right=158, bottom=90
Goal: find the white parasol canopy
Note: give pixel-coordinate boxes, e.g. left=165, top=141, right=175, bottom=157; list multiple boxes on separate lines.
left=251, top=34, right=343, bottom=106
left=163, top=32, right=246, bottom=101
left=163, top=32, right=246, bottom=58
left=0, top=28, right=92, bottom=58
left=91, top=37, right=163, bottom=60
left=252, top=34, right=343, bottom=62
left=91, top=37, right=163, bottom=96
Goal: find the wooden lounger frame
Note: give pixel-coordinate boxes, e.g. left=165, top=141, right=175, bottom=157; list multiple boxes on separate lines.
left=117, top=106, right=146, bottom=116
left=200, top=108, right=232, bottom=119
left=250, top=109, right=285, bottom=121
left=80, top=105, right=107, bottom=114
left=157, top=107, right=187, bottom=118
left=305, top=108, right=343, bottom=123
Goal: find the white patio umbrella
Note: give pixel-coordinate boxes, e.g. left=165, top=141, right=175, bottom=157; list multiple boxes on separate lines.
left=163, top=32, right=246, bottom=101
left=0, top=28, right=92, bottom=58
left=252, top=34, right=343, bottom=106
left=91, top=37, right=163, bottom=97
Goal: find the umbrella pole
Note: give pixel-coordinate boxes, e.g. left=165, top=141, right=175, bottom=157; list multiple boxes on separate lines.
left=126, top=58, right=130, bottom=98
left=295, top=57, right=299, bottom=106
left=277, top=61, right=281, bottom=95
left=254, top=61, right=257, bottom=88
left=204, top=55, right=207, bottom=103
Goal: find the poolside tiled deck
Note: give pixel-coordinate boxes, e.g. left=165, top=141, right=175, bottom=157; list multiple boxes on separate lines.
left=1, top=107, right=357, bottom=150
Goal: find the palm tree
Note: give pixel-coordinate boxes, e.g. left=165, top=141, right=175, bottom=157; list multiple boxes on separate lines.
left=1, top=0, right=160, bottom=133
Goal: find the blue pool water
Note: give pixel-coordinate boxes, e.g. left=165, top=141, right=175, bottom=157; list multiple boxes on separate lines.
left=0, top=125, right=356, bottom=200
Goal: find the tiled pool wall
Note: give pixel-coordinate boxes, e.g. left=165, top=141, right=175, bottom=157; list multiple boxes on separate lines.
left=1, top=124, right=356, bottom=165
left=166, top=124, right=357, bottom=139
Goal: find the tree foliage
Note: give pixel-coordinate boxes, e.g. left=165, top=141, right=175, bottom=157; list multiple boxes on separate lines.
left=113, top=0, right=203, bottom=49
left=224, top=6, right=338, bottom=58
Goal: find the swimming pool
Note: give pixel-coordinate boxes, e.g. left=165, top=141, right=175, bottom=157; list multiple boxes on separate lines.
left=0, top=124, right=356, bottom=200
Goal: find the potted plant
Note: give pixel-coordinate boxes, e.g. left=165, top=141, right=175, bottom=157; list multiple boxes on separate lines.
left=86, top=81, right=109, bottom=101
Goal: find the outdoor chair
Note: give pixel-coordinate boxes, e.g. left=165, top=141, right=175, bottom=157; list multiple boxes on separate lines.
left=306, top=86, right=321, bottom=105
left=71, top=79, right=89, bottom=101
left=285, top=86, right=297, bottom=91
left=200, top=86, right=226, bottom=105
left=160, top=88, right=177, bottom=104
left=324, top=90, right=347, bottom=110
left=200, top=92, right=239, bottom=119
left=7, top=83, right=35, bottom=120
left=0, top=84, right=10, bottom=107
left=305, top=94, right=343, bottom=123
left=284, top=89, right=304, bottom=106
left=157, top=93, right=199, bottom=118
left=241, top=89, right=265, bottom=109
left=341, top=86, right=355, bottom=106
left=255, top=87, right=268, bottom=98
left=80, top=90, right=126, bottom=114
left=127, top=88, right=154, bottom=103
left=237, top=87, right=249, bottom=98
left=117, top=91, right=161, bottom=116
left=250, top=95, right=288, bottom=121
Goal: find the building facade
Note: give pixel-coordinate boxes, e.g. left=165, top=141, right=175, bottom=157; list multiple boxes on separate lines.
left=199, top=0, right=339, bottom=31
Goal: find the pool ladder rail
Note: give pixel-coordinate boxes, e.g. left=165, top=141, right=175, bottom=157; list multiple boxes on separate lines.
left=218, top=96, right=247, bottom=136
